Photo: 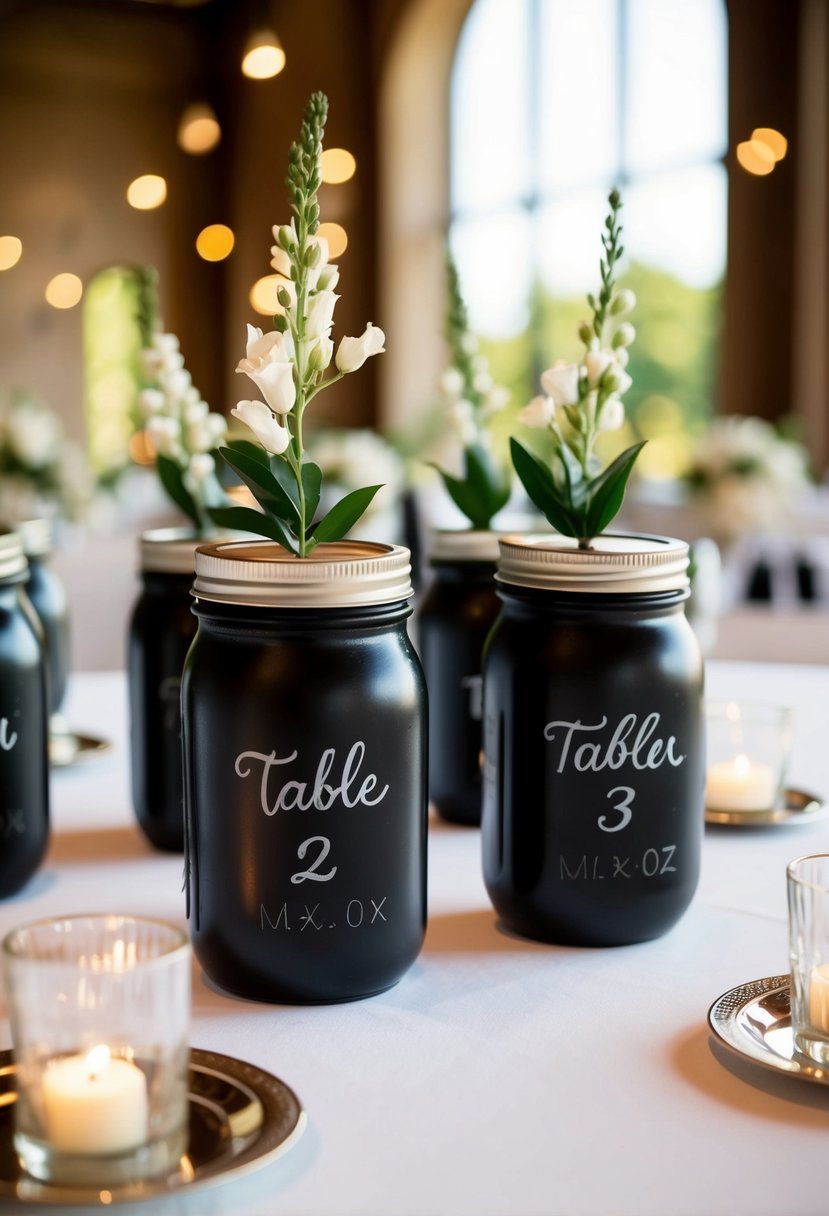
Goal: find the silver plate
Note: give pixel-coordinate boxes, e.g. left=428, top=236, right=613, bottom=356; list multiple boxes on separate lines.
left=0, top=1048, right=306, bottom=1206
left=708, top=974, right=829, bottom=1085
left=704, top=786, right=826, bottom=828
left=49, top=732, right=112, bottom=769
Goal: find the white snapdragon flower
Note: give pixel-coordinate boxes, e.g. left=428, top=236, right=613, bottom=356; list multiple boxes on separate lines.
left=236, top=325, right=296, bottom=415
left=307, top=334, right=334, bottom=372
left=317, top=263, right=340, bottom=292
left=583, top=349, right=615, bottom=387
left=482, top=385, right=509, bottom=416
left=147, top=415, right=182, bottom=457
left=138, top=388, right=165, bottom=417
left=237, top=324, right=295, bottom=375
left=540, top=361, right=580, bottom=407
left=449, top=399, right=478, bottom=446
left=612, top=322, right=636, bottom=348
left=187, top=452, right=215, bottom=483
left=472, top=370, right=493, bottom=395
left=305, top=290, right=339, bottom=340
left=248, top=361, right=296, bottom=416
left=183, top=399, right=209, bottom=426
left=270, top=246, right=291, bottom=277
left=6, top=407, right=62, bottom=468
left=231, top=400, right=291, bottom=456
left=440, top=367, right=464, bottom=399
left=598, top=397, right=625, bottom=432
left=335, top=323, right=386, bottom=373
left=519, top=395, right=554, bottom=429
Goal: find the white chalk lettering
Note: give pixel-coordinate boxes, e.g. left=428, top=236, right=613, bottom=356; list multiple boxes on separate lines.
left=235, top=741, right=389, bottom=816
left=0, top=718, right=18, bottom=752
left=543, top=713, right=685, bottom=775
left=290, top=835, right=337, bottom=884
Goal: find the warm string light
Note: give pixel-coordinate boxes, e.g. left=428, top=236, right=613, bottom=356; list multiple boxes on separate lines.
left=177, top=103, right=221, bottom=154
left=127, top=175, right=167, bottom=210
left=196, top=224, right=235, bottom=262
left=320, top=148, right=356, bottom=184
left=241, top=28, right=285, bottom=79
left=45, top=273, right=83, bottom=309
left=737, top=127, right=787, bottom=176
left=0, top=235, right=22, bottom=270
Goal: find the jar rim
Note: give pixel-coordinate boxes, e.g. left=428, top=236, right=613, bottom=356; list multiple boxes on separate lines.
left=496, top=532, right=689, bottom=594
left=193, top=539, right=414, bottom=608
left=0, top=530, right=27, bottom=583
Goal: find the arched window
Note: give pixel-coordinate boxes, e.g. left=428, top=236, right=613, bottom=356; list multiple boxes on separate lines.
left=449, top=0, right=728, bottom=480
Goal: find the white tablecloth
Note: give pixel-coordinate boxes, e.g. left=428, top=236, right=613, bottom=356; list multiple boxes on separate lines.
left=2, top=662, right=828, bottom=1216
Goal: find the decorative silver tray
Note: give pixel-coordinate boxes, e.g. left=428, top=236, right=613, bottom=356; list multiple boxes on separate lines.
left=708, top=974, right=829, bottom=1085
left=705, top=787, right=826, bottom=828
left=0, top=1047, right=306, bottom=1206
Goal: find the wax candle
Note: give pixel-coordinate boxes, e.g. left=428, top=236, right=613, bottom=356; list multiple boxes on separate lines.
left=704, top=753, right=778, bottom=812
left=42, top=1045, right=149, bottom=1155
left=808, top=963, right=829, bottom=1034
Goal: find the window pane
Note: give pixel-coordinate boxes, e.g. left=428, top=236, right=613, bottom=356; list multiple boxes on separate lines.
left=539, top=0, right=619, bottom=193
left=536, top=189, right=612, bottom=363
left=625, top=164, right=727, bottom=288
left=451, top=0, right=531, bottom=213
left=625, top=0, right=728, bottom=174
left=450, top=209, right=534, bottom=340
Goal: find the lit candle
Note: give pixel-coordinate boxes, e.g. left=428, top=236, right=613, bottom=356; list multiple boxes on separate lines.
left=705, top=752, right=778, bottom=812
left=42, top=1045, right=149, bottom=1155
left=809, top=963, right=829, bottom=1033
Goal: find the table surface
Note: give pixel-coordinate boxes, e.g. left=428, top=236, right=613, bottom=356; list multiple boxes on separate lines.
left=2, top=662, right=828, bottom=1216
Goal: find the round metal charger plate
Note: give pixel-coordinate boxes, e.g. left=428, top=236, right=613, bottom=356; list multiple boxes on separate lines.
left=704, top=786, right=826, bottom=828
left=0, top=1048, right=306, bottom=1206
left=49, top=732, right=112, bottom=769
left=708, top=974, right=829, bottom=1085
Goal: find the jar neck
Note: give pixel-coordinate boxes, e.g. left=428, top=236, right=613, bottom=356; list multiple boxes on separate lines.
left=498, top=583, right=689, bottom=616
left=192, top=598, right=413, bottom=632
left=0, top=581, right=24, bottom=611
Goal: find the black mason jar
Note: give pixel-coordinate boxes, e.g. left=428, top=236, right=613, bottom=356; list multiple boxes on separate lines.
left=0, top=531, right=49, bottom=897
left=182, top=540, right=428, bottom=1004
left=16, top=519, right=70, bottom=716
left=418, top=530, right=501, bottom=826
left=128, top=529, right=200, bottom=852
left=482, top=534, right=704, bottom=947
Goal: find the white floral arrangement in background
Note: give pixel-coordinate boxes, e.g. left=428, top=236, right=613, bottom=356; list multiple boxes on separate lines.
left=138, top=330, right=229, bottom=532
left=685, top=415, right=810, bottom=544
left=0, top=390, right=91, bottom=522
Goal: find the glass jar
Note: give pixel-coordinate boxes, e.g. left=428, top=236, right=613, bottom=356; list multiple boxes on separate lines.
left=17, top=519, right=70, bottom=716
left=128, top=529, right=200, bottom=852
left=182, top=540, right=428, bottom=1004
left=0, top=531, right=49, bottom=898
left=418, top=530, right=501, bottom=826
left=482, top=534, right=704, bottom=946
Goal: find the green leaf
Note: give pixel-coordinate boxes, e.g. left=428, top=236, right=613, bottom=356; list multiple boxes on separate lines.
left=218, top=446, right=300, bottom=524
left=207, top=506, right=297, bottom=553
left=430, top=465, right=492, bottom=530
left=309, top=485, right=384, bottom=546
left=301, top=460, right=322, bottom=524
left=156, top=455, right=199, bottom=527
left=583, top=441, right=646, bottom=538
left=510, top=439, right=580, bottom=538
left=464, top=444, right=511, bottom=525
left=224, top=439, right=269, bottom=468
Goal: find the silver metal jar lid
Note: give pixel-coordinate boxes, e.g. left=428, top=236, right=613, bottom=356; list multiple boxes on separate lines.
left=496, top=533, right=690, bottom=595
left=429, top=529, right=502, bottom=564
left=0, top=531, right=28, bottom=583
left=14, top=518, right=53, bottom=559
left=139, top=527, right=203, bottom=575
left=193, top=540, right=414, bottom=608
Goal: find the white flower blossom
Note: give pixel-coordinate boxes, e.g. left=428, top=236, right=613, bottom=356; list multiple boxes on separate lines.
left=519, top=396, right=553, bottom=429
left=583, top=349, right=615, bottom=387
left=231, top=400, right=290, bottom=455
left=610, top=289, right=636, bottom=316
left=147, top=415, right=182, bottom=457
left=335, top=323, right=386, bottom=373
left=439, top=367, right=464, bottom=399
left=138, top=388, right=165, bottom=417
left=598, top=396, right=625, bottom=432
left=540, top=361, right=580, bottom=407
left=305, top=290, right=339, bottom=340
left=188, top=452, right=215, bottom=483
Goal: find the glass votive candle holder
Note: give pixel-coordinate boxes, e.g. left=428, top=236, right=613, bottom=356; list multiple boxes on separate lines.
left=2, top=914, right=190, bottom=1187
left=788, top=854, right=829, bottom=1064
left=705, top=701, right=793, bottom=813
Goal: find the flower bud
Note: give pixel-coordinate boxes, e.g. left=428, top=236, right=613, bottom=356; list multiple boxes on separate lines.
left=609, top=288, right=636, bottom=316
left=578, top=321, right=594, bottom=346
left=519, top=396, right=554, bottom=429
left=598, top=396, right=625, bottom=432
left=138, top=388, right=165, bottom=418
left=612, top=322, right=636, bottom=349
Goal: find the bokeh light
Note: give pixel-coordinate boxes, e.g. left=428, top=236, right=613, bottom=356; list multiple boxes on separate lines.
left=196, top=224, right=235, bottom=262
left=127, top=175, right=168, bottom=209
left=0, top=236, right=23, bottom=270
left=321, top=148, right=357, bottom=184
left=45, top=273, right=83, bottom=309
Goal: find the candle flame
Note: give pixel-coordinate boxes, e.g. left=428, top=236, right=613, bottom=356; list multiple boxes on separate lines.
left=86, top=1044, right=111, bottom=1080
left=734, top=753, right=751, bottom=777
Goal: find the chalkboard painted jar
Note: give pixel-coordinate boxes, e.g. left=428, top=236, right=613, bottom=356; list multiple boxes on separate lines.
left=0, top=531, right=49, bottom=897
left=482, top=533, right=704, bottom=946
left=129, top=528, right=200, bottom=852
left=182, top=540, right=428, bottom=1004
left=16, top=519, right=70, bottom=716
left=418, top=530, right=501, bottom=826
